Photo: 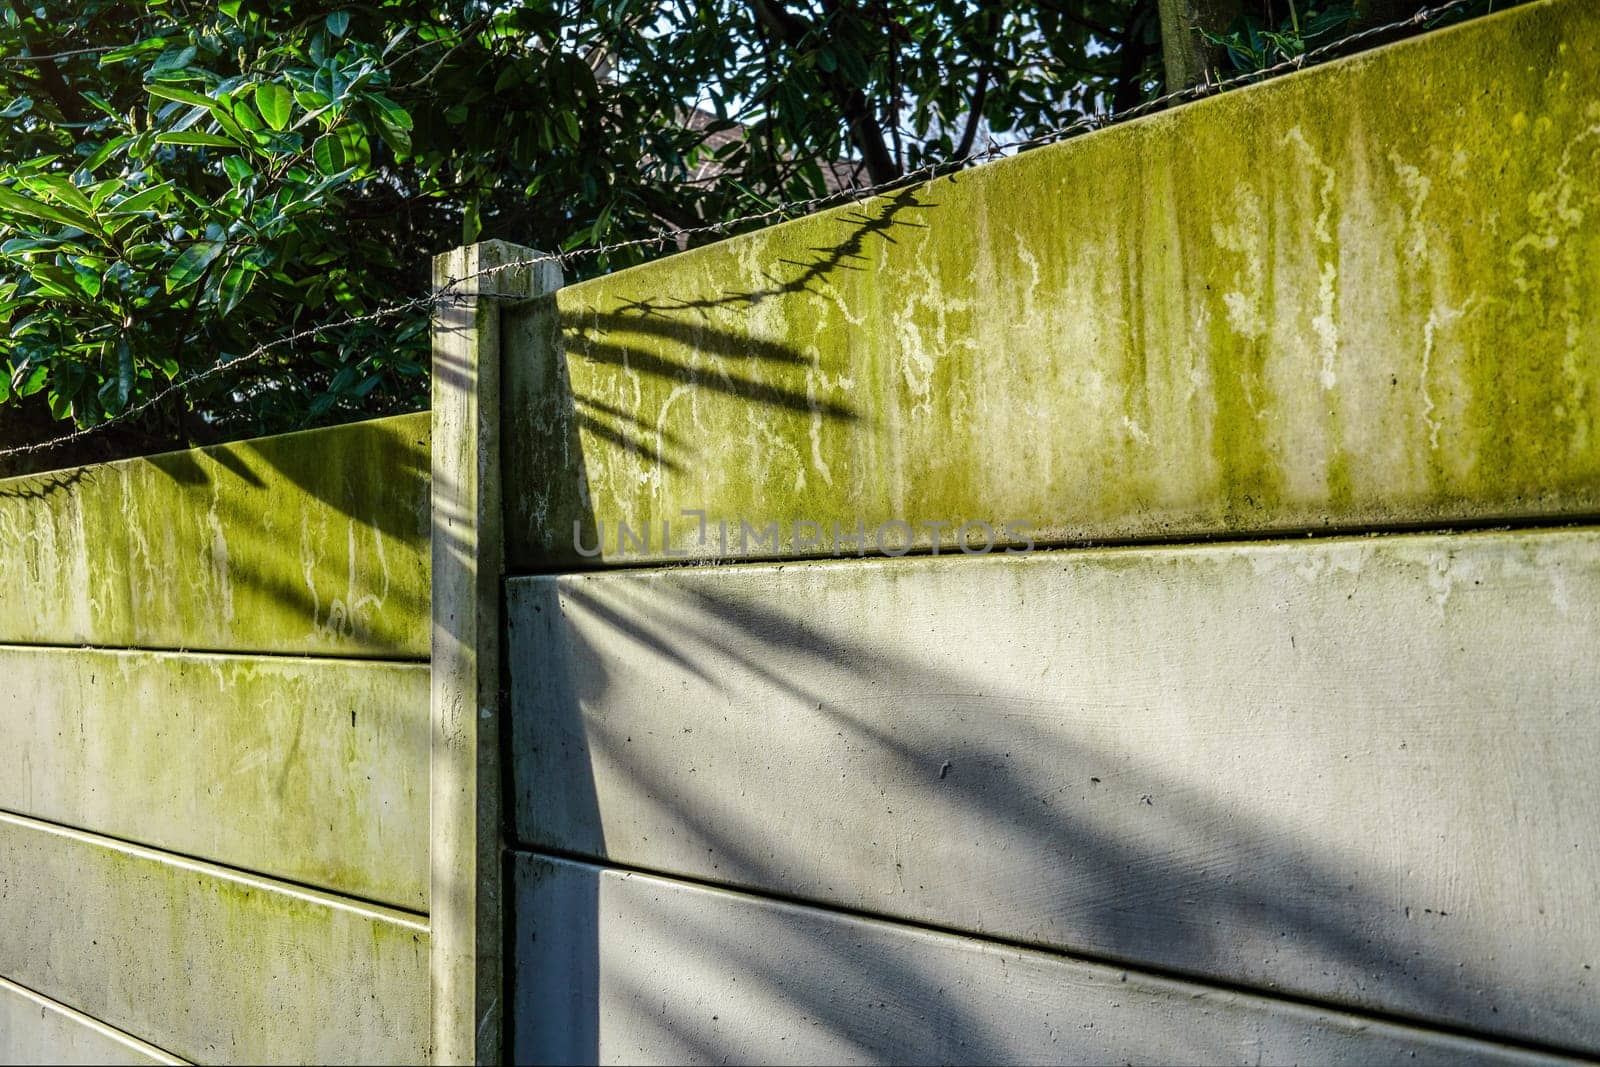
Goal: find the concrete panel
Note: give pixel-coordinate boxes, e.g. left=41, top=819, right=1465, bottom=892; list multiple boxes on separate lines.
left=0, top=412, right=429, bottom=656
left=508, top=528, right=1600, bottom=1052
left=511, top=854, right=1574, bottom=1066
left=0, top=646, right=428, bottom=910
left=504, top=0, right=1600, bottom=567
left=0, top=977, right=184, bottom=1065
left=0, top=812, right=429, bottom=1065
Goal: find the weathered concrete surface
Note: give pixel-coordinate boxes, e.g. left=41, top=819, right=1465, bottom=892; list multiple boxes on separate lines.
left=0, top=976, right=184, bottom=1065
left=430, top=241, right=561, bottom=1065
left=0, top=646, right=428, bottom=910
left=511, top=854, right=1577, bottom=1066
left=0, top=415, right=434, bottom=1059
left=0, top=412, right=430, bottom=656
left=505, top=0, right=1600, bottom=567
left=507, top=527, right=1600, bottom=1052
left=0, top=811, right=429, bottom=1065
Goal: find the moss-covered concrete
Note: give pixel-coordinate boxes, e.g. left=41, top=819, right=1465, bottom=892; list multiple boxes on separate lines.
left=0, top=646, right=429, bottom=911
left=0, top=811, right=428, bottom=1064
left=0, top=412, right=430, bottom=656
left=505, top=0, right=1600, bottom=567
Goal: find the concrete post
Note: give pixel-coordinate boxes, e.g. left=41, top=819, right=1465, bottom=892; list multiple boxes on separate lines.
left=430, top=241, right=561, bottom=1065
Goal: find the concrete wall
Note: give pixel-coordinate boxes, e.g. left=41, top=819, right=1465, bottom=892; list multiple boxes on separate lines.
left=500, top=1, right=1600, bottom=1063
left=3, top=1, right=1596, bottom=1063
left=0, top=977, right=180, bottom=1066
left=507, top=530, right=1600, bottom=1056
left=503, top=0, right=1600, bottom=567
left=512, top=856, right=1568, bottom=1066
left=0, top=414, right=432, bottom=1064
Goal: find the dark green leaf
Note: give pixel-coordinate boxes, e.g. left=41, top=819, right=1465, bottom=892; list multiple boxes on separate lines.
left=222, top=155, right=255, bottom=185
left=155, top=130, right=238, bottom=148
left=106, top=181, right=176, bottom=215
left=99, top=37, right=167, bottom=66
left=254, top=82, right=293, bottom=130
left=312, top=134, right=345, bottom=174
left=218, top=262, right=255, bottom=317
left=557, top=111, right=580, bottom=145
left=149, top=43, right=198, bottom=74
left=80, top=135, right=132, bottom=173
left=88, top=178, right=127, bottom=210
left=147, top=84, right=218, bottom=110
left=12, top=361, right=49, bottom=398
left=21, top=174, right=94, bottom=214
left=0, top=187, right=98, bottom=231
left=166, top=240, right=225, bottom=291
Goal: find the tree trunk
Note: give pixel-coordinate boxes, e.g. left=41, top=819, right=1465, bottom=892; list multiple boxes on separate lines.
left=1157, top=0, right=1243, bottom=92
left=749, top=0, right=900, bottom=184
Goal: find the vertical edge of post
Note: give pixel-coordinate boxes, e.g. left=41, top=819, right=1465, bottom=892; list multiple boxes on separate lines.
left=430, top=240, right=562, bottom=1065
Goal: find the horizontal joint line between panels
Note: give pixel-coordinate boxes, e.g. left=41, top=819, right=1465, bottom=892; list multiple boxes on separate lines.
left=511, top=845, right=1594, bottom=1063
left=0, top=974, right=189, bottom=1066
left=0, top=809, right=430, bottom=930
left=0, top=639, right=430, bottom=666
left=501, top=516, right=1600, bottom=580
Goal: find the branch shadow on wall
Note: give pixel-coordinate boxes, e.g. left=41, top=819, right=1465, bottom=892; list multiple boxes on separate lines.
left=496, top=184, right=945, bottom=1061
left=175, top=418, right=429, bottom=655
left=492, top=184, right=1595, bottom=1062
left=0, top=407, right=431, bottom=667
left=507, top=570, right=1596, bottom=1063
left=500, top=185, right=932, bottom=571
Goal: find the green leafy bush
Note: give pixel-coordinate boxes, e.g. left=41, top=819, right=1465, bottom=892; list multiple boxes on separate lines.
left=1, top=3, right=431, bottom=437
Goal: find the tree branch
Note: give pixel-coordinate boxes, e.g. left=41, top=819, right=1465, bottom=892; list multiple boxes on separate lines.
left=3, top=21, right=89, bottom=124
left=747, top=0, right=899, bottom=184
left=954, top=10, right=1002, bottom=161
left=1035, top=0, right=1118, bottom=40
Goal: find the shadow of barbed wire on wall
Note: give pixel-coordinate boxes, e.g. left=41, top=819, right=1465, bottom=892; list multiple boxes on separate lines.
left=500, top=189, right=933, bottom=571
left=609, top=184, right=936, bottom=318
left=504, top=569, right=1597, bottom=1063
left=0, top=465, right=88, bottom=501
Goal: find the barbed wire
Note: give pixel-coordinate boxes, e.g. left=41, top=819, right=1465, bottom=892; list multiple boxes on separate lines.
left=0, top=0, right=1470, bottom=464
left=0, top=44, right=120, bottom=65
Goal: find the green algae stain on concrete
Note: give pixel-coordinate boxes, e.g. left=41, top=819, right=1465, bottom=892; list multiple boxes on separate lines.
left=504, top=0, right=1600, bottom=568
left=0, top=813, right=429, bottom=1064
left=0, top=412, right=431, bottom=655
left=0, top=647, right=430, bottom=911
